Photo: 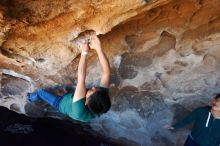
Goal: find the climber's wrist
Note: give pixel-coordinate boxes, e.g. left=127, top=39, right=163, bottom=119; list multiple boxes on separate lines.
left=81, top=50, right=88, bottom=56
left=96, top=46, right=102, bottom=51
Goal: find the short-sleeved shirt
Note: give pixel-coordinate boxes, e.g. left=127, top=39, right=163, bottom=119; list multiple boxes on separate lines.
left=59, top=87, right=109, bottom=122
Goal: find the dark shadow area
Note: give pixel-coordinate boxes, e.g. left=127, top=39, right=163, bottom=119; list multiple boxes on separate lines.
left=0, top=106, right=119, bottom=146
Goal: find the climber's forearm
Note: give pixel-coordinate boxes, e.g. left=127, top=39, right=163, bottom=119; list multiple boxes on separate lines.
left=96, top=49, right=111, bottom=87
left=77, top=54, right=87, bottom=83
left=73, top=54, right=87, bottom=102
left=97, top=49, right=110, bottom=76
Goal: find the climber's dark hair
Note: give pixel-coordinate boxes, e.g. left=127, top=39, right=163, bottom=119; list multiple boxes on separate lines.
left=214, top=93, right=220, bottom=100
left=87, top=89, right=111, bottom=115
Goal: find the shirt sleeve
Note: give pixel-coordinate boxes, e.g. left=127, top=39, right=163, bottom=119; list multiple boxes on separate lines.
left=69, top=86, right=109, bottom=122
left=70, top=98, right=95, bottom=122
left=172, top=107, right=202, bottom=129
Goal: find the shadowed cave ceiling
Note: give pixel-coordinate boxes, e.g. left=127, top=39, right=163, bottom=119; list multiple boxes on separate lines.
left=1, top=0, right=220, bottom=145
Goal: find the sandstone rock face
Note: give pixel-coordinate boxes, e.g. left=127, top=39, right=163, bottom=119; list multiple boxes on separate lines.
left=0, top=0, right=170, bottom=76
left=1, top=0, right=220, bottom=145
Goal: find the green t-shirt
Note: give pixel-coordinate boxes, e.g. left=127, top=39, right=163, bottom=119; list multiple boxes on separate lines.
left=59, top=87, right=109, bottom=122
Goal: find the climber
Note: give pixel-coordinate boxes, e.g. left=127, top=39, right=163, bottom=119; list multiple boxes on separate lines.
left=27, top=33, right=111, bottom=122
left=164, top=94, right=220, bottom=146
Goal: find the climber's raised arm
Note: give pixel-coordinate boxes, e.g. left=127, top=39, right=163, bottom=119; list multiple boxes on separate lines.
left=73, top=42, right=89, bottom=102
left=89, top=35, right=111, bottom=88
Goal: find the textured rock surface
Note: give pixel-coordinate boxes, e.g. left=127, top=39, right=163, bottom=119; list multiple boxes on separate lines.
left=0, top=106, right=118, bottom=146
left=1, top=0, right=220, bottom=145
left=0, top=0, right=170, bottom=76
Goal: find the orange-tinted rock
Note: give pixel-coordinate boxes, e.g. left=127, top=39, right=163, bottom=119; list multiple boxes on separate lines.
left=1, top=0, right=220, bottom=145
